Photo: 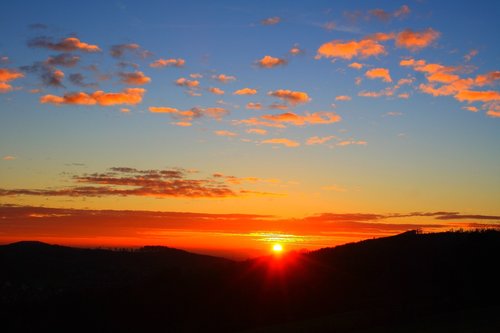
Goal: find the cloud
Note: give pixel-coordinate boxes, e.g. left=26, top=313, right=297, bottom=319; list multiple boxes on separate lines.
left=337, top=140, right=367, bottom=146
left=464, top=49, right=478, bottom=62
left=395, top=28, right=440, bottom=51
left=268, top=89, right=311, bottom=105
left=212, top=74, right=236, bottom=83
left=28, top=36, right=101, bottom=52
left=365, top=67, right=392, bottom=82
left=20, top=61, right=69, bottom=88
left=40, top=88, right=145, bottom=106
left=246, top=128, right=267, bottom=135
left=256, top=55, right=287, bottom=68
left=175, top=77, right=200, bottom=88
left=394, top=5, right=411, bottom=18
left=398, top=93, right=410, bottom=99
left=214, top=130, right=237, bottom=137
left=335, top=95, right=351, bottom=101
left=454, top=90, right=500, bottom=103
left=110, top=43, right=139, bottom=57
left=2, top=155, right=16, bottom=161
left=486, top=102, right=500, bottom=118
left=150, top=58, right=185, bottom=68
left=323, top=22, right=336, bottom=31
left=234, top=88, right=257, bottom=95
left=238, top=111, right=341, bottom=128
left=261, top=17, right=281, bottom=25
left=316, top=38, right=386, bottom=60
left=269, top=103, right=289, bottom=110
left=348, top=62, right=363, bottom=70
left=306, top=136, right=336, bottom=145
left=261, top=138, right=300, bottom=147
left=119, top=71, right=151, bottom=85
left=109, top=43, right=151, bottom=58
left=0, top=68, right=24, bottom=93
left=69, top=73, right=97, bottom=88
left=0, top=167, right=239, bottom=199
left=289, top=45, right=304, bottom=55
left=209, top=87, right=225, bottom=95
left=246, top=102, right=262, bottom=110
left=358, top=87, right=394, bottom=98
left=368, top=9, right=391, bottom=22
left=149, top=106, right=229, bottom=122
left=45, top=53, right=80, bottom=67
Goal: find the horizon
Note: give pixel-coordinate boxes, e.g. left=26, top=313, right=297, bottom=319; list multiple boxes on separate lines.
left=1, top=1, right=499, bottom=258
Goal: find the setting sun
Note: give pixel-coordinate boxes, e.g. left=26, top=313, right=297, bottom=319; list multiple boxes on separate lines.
left=272, top=244, right=283, bottom=253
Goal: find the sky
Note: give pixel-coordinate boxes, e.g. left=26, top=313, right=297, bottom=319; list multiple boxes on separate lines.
left=1, top=0, right=499, bottom=258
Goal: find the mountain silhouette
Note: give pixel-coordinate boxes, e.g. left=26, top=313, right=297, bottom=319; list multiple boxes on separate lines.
left=1, top=230, right=499, bottom=332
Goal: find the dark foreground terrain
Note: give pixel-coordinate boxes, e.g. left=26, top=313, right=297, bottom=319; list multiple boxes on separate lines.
left=1, top=230, right=499, bottom=332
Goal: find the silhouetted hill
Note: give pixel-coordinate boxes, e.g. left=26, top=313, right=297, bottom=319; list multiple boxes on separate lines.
left=1, top=230, right=499, bottom=332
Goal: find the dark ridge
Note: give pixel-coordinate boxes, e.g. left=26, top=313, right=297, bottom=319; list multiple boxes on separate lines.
left=1, top=230, right=499, bottom=332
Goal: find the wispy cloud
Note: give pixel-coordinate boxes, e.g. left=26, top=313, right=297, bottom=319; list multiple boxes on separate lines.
left=261, top=17, right=281, bottom=25
left=150, top=58, right=185, bottom=68
left=40, top=88, right=145, bottom=106
left=28, top=36, right=101, bottom=52
left=261, top=138, right=300, bottom=147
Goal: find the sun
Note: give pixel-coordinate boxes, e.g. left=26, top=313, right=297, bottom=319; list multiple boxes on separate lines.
left=272, top=244, right=283, bottom=253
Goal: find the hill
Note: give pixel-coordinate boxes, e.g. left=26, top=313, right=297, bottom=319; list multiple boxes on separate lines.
left=1, top=230, right=499, bottom=332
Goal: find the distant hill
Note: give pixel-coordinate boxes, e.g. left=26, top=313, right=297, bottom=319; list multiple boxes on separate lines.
left=1, top=230, right=499, bottom=332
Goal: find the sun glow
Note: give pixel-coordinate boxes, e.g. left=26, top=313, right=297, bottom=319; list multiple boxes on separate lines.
left=272, top=244, right=283, bottom=252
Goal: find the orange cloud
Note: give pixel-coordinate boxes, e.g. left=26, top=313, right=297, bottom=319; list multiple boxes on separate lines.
left=234, top=88, right=257, bottom=95
left=214, top=130, right=237, bottom=137
left=28, top=36, right=101, bottom=52
left=398, top=93, right=410, bottom=99
left=268, top=89, right=310, bottom=105
left=0, top=68, right=24, bottom=93
left=246, top=128, right=267, bottom=135
left=306, top=136, right=336, bottom=145
left=40, top=88, right=145, bottom=106
left=2, top=155, right=16, bottom=161
left=474, top=71, right=500, bottom=87
left=317, top=38, right=386, bottom=60
left=335, top=95, right=352, bottom=101
left=454, top=90, right=500, bottom=103
left=261, top=17, right=281, bottom=25
left=246, top=102, right=262, bottom=110
left=348, top=62, right=363, bottom=69
left=175, top=77, right=200, bottom=88
left=463, top=106, right=479, bottom=112
left=257, top=55, right=287, bottom=68
left=261, top=138, right=300, bottom=147
left=212, top=74, right=236, bottom=83
left=365, top=68, right=392, bottom=82
left=260, top=111, right=341, bottom=126
left=172, top=121, right=192, bottom=127
left=289, top=46, right=304, bottom=55
left=485, top=102, right=500, bottom=118
left=395, top=28, right=440, bottom=51
left=149, top=106, right=229, bottom=121
left=427, top=72, right=460, bottom=84
left=365, top=32, right=396, bottom=42
left=119, top=71, right=151, bottom=85
left=209, top=87, right=225, bottom=95
left=150, top=58, right=185, bottom=68
left=399, top=58, right=426, bottom=67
